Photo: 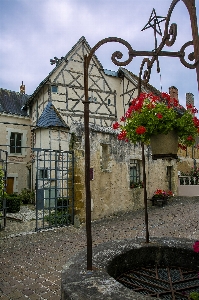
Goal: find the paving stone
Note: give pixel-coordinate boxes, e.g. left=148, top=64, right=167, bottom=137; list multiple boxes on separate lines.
left=0, top=295, right=10, bottom=300
left=0, top=197, right=199, bottom=299
left=7, top=290, right=25, bottom=299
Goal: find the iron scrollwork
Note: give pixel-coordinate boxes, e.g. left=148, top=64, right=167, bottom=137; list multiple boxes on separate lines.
left=84, top=0, right=199, bottom=270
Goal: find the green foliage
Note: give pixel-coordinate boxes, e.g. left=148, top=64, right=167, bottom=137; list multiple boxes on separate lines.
left=113, top=92, right=199, bottom=147
left=44, top=197, right=71, bottom=226
left=45, top=211, right=71, bottom=226
left=6, top=194, right=20, bottom=213
left=130, top=181, right=143, bottom=188
left=0, top=169, right=5, bottom=197
left=181, top=167, right=199, bottom=185
left=190, top=292, right=199, bottom=300
left=177, top=112, right=198, bottom=147
left=19, top=188, right=35, bottom=205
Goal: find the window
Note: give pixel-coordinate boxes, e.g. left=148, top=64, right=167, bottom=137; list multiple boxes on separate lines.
left=39, top=168, right=48, bottom=179
left=51, top=85, right=58, bottom=93
left=7, top=128, right=27, bottom=156
left=130, top=159, right=142, bottom=187
left=88, top=96, right=97, bottom=102
left=100, top=144, right=110, bottom=170
left=10, top=133, right=22, bottom=154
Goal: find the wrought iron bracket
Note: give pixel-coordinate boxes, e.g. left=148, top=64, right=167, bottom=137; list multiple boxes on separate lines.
left=83, top=0, right=199, bottom=270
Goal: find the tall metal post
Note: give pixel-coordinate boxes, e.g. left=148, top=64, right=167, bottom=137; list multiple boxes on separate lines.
left=83, top=54, right=92, bottom=270
left=142, top=143, right=149, bottom=243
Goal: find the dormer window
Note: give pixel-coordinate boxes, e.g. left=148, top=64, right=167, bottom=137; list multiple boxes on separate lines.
left=51, top=85, right=58, bottom=93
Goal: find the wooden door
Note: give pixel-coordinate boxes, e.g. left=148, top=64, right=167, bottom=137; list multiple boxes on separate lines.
left=6, top=177, right=14, bottom=194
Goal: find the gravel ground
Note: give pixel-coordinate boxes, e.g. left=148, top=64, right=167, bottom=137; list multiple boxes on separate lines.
left=0, top=197, right=199, bottom=299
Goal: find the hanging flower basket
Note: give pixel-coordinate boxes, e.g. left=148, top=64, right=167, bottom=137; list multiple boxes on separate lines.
left=150, top=130, right=178, bottom=159
left=113, top=92, right=199, bottom=159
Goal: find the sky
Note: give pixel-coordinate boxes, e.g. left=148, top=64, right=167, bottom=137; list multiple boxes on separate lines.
left=0, top=0, right=199, bottom=109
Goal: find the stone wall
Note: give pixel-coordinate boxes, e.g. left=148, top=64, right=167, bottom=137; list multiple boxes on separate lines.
left=70, top=123, right=181, bottom=222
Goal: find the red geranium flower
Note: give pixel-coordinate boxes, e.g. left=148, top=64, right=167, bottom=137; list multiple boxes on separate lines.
left=118, top=130, right=127, bottom=141
left=120, top=116, right=126, bottom=122
left=157, top=113, right=163, bottom=119
left=178, top=143, right=187, bottom=151
left=112, top=122, right=120, bottom=129
left=187, top=135, right=194, bottom=141
left=135, top=126, right=146, bottom=135
left=193, top=241, right=199, bottom=253
left=193, top=116, right=199, bottom=127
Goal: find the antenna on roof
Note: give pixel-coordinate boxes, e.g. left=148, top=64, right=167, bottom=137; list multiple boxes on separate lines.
left=50, top=56, right=65, bottom=66
left=20, top=81, right=25, bottom=94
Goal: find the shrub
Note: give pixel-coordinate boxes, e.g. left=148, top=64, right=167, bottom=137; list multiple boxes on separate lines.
left=45, top=211, right=71, bottom=226
left=19, top=188, right=35, bottom=205
left=6, top=194, right=20, bottom=213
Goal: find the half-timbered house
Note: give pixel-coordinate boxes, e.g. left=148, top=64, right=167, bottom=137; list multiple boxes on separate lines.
left=1, top=36, right=198, bottom=226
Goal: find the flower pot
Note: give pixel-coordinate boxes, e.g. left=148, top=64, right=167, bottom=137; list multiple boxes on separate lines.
left=150, top=131, right=178, bottom=159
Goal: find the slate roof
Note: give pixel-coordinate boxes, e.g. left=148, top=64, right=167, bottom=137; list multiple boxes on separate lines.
left=36, top=102, right=69, bottom=128
left=0, top=88, right=29, bottom=116
left=104, top=69, right=118, bottom=77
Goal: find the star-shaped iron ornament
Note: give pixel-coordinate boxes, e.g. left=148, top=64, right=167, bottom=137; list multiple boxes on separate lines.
left=141, top=8, right=166, bottom=36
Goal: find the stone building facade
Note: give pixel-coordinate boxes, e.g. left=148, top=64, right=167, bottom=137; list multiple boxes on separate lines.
left=0, top=88, right=31, bottom=194
left=0, top=36, right=199, bottom=222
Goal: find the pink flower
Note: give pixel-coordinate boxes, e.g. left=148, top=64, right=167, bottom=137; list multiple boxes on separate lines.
left=193, top=241, right=199, bottom=253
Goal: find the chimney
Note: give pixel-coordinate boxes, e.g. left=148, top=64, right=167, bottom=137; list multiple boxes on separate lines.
left=186, top=92, right=194, bottom=107
left=169, top=86, right=178, bottom=102
left=20, top=81, right=25, bottom=94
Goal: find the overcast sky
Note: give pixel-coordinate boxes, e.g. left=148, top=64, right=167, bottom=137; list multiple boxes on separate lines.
left=0, top=0, right=198, bottom=108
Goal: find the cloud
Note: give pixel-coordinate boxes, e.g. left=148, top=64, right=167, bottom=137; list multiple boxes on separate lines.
left=0, top=0, right=198, bottom=106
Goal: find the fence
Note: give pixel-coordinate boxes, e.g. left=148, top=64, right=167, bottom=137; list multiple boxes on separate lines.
left=178, top=175, right=199, bottom=197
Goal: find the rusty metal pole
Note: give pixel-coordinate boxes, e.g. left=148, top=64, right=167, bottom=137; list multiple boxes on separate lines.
left=83, top=54, right=92, bottom=270
left=186, top=0, right=199, bottom=91
left=142, top=143, right=149, bottom=243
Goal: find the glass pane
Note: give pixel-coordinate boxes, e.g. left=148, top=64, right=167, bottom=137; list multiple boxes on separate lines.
left=16, top=134, right=22, bottom=153
left=10, top=133, right=15, bottom=153
left=10, top=132, right=22, bottom=154
left=51, top=86, right=57, bottom=93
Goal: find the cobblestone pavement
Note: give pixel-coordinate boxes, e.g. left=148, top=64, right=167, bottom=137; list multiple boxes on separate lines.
left=0, top=198, right=199, bottom=299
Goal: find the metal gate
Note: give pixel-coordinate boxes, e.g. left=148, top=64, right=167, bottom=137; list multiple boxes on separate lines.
left=0, top=149, right=8, bottom=230
left=33, top=149, right=74, bottom=231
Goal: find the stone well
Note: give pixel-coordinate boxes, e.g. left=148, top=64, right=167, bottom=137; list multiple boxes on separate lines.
left=61, top=237, right=199, bottom=299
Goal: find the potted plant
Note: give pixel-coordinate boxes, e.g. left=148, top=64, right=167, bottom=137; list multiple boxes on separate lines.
left=113, top=92, right=199, bottom=159
left=151, top=189, right=173, bottom=206
left=152, top=189, right=173, bottom=199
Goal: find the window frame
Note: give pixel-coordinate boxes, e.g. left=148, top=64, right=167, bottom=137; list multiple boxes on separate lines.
left=7, top=128, right=27, bottom=157
left=51, top=85, right=58, bottom=93
left=130, top=159, right=142, bottom=187
left=38, top=168, right=48, bottom=179
left=10, top=132, right=22, bottom=154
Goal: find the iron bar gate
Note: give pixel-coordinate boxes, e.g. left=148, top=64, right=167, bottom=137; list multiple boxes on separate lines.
left=33, top=148, right=74, bottom=231
left=0, top=149, right=8, bottom=230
